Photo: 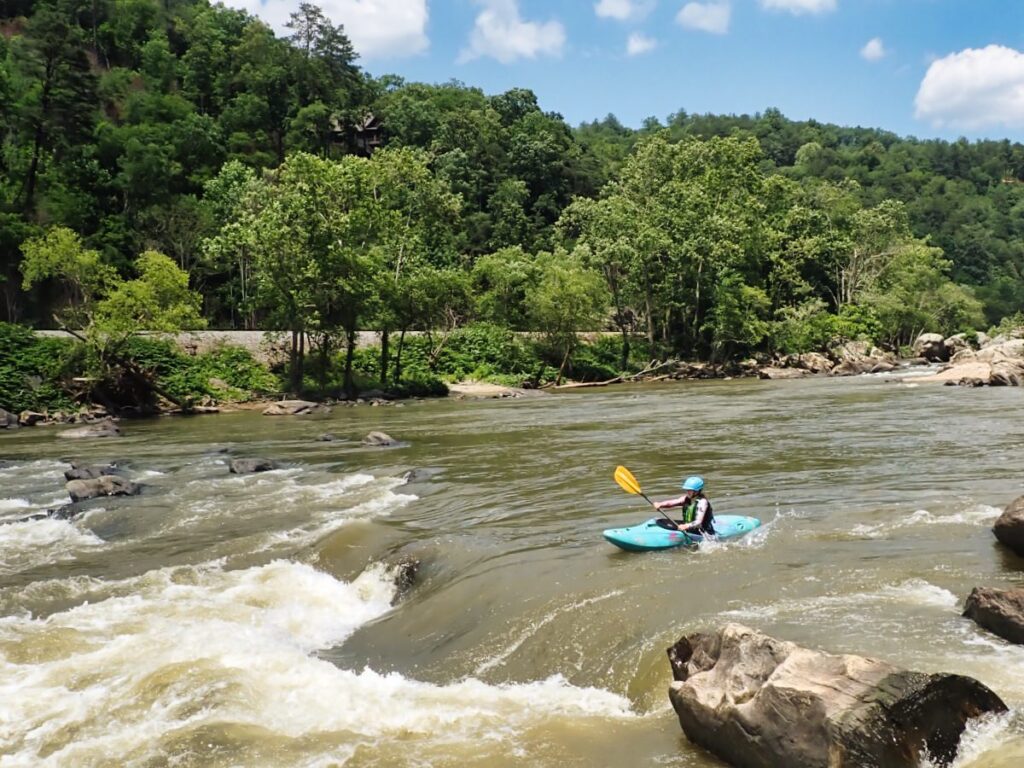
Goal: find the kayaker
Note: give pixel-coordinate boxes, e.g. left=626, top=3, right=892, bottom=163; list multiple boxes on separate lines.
left=653, top=476, right=715, bottom=535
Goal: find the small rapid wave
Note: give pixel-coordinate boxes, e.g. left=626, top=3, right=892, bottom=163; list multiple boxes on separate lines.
left=850, top=504, right=1003, bottom=538
left=720, top=577, right=960, bottom=622
left=0, top=518, right=106, bottom=577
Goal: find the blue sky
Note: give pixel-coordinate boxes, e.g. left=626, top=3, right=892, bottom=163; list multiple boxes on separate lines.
left=228, top=0, right=1024, bottom=141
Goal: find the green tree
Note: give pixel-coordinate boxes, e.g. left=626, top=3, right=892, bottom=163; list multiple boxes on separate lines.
left=527, top=248, right=609, bottom=383
left=20, top=226, right=205, bottom=407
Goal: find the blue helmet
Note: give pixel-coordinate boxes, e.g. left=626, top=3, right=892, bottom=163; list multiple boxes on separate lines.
left=681, top=475, right=704, bottom=492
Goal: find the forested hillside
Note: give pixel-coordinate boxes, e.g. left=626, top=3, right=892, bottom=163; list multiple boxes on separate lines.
left=2, top=0, right=1022, bottom=398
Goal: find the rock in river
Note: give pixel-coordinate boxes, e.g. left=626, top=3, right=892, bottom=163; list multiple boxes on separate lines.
left=963, top=586, right=1024, bottom=645
left=65, top=475, right=141, bottom=502
left=262, top=400, right=323, bottom=416
left=993, top=495, right=1024, bottom=556
left=666, top=623, right=1006, bottom=768
left=64, top=462, right=119, bottom=481
left=59, top=419, right=121, bottom=439
left=229, top=458, right=278, bottom=474
left=362, top=431, right=400, bottom=447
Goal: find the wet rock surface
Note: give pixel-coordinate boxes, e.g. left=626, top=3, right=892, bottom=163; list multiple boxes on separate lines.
left=667, top=623, right=1006, bottom=768
left=261, top=400, right=325, bottom=416
left=59, top=419, right=122, bottom=439
left=963, top=587, right=1024, bottom=645
left=993, top=495, right=1024, bottom=556
left=65, top=475, right=141, bottom=502
left=229, top=458, right=278, bottom=474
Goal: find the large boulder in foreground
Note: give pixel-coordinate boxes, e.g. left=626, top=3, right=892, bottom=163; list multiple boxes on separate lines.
left=667, top=623, right=1005, bottom=768
left=993, top=495, right=1024, bottom=556
left=963, top=587, right=1024, bottom=645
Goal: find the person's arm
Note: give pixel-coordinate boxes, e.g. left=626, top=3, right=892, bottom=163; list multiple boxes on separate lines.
left=653, top=495, right=687, bottom=511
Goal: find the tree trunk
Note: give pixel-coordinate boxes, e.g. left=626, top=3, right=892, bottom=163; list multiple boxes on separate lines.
left=556, top=342, right=572, bottom=385
left=394, top=328, right=407, bottom=384
left=343, top=328, right=357, bottom=399
left=289, top=329, right=305, bottom=393
left=379, top=328, right=390, bottom=385
left=318, top=335, right=330, bottom=393
left=642, top=262, right=655, bottom=348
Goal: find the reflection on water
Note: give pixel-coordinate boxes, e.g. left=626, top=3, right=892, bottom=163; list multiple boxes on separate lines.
left=1, top=376, right=1023, bottom=766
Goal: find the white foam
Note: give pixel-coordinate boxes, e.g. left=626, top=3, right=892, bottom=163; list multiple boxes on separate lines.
left=0, top=518, right=105, bottom=576
left=721, top=579, right=959, bottom=621
left=0, top=498, right=31, bottom=513
left=920, top=711, right=1020, bottom=768
left=851, top=505, right=1002, bottom=538
left=0, top=559, right=634, bottom=767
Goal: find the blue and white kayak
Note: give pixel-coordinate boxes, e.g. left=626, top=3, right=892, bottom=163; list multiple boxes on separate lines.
left=602, top=514, right=762, bottom=552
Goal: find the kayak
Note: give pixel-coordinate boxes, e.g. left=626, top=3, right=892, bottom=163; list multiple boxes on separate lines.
left=602, top=514, right=762, bottom=552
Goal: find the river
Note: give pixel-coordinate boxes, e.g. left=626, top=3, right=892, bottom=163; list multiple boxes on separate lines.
left=1, top=375, right=1023, bottom=767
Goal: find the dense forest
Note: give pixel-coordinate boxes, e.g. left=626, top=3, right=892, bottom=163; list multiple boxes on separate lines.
left=2, top=0, right=1023, bottom=404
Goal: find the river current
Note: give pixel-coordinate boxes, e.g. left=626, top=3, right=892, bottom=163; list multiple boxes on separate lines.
left=1, top=375, right=1023, bottom=767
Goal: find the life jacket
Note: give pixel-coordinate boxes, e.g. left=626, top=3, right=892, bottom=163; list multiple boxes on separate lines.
left=682, top=495, right=715, bottom=535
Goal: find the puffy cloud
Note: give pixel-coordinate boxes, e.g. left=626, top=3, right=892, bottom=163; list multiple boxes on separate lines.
left=860, top=37, right=885, bottom=62
left=459, top=0, right=566, bottom=64
left=915, top=44, right=1024, bottom=130
left=595, top=0, right=655, bottom=21
left=676, top=1, right=730, bottom=35
left=223, top=0, right=429, bottom=60
left=759, top=0, right=836, bottom=15
left=627, top=32, right=658, bottom=56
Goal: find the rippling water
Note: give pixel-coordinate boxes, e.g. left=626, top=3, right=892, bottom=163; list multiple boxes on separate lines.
left=2, top=376, right=1023, bottom=767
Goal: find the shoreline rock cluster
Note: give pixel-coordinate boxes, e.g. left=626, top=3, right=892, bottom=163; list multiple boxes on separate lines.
left=912, top=332, right=1024, bottom=386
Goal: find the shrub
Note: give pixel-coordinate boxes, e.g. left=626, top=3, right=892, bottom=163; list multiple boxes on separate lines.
left=0, top=323, right=80, bottom=413
left=123, top=336, right=279, bottom=402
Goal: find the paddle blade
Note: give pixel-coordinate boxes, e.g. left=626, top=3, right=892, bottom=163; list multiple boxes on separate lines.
left=614, top=465, right=642, bottom=496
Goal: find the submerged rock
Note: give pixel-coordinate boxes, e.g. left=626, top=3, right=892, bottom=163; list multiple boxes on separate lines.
left=963, top=587, right=1024, bottom=645
left=362, top=431, right=400, bottom=447
left=59, top=419, right=121, bottom=439
left=667, top=623, right=1006, bottom=768
left=388, top=556, right=420, bottom=603
left=993, top=495, right=1024, bottom=556
left=64, top=462, right=119, bottom=481
left=229, top=458, right=277, bottom=474
left=262, top=400, right=324, bottom=416
left=65, top=475, right=141, bottom=502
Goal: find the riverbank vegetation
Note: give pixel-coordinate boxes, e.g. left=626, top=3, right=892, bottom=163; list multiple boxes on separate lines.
left=2, top=0, right=1022, bottom=411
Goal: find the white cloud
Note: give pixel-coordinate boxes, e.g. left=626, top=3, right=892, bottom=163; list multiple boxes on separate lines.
left=595, top=0, right=655, bottom=21
left=915, top=44, right=1024, bottom=130
left=759, top=0, right=836, bottom=15
left=459, top=0, right=566, bottom=64
left=627, top=32, right=657, bottom=56
left=676, top=1, right=730, bottom=34
left=223, top=0, right=429, bottom=60
left=860, top=37, right=885, bottom=62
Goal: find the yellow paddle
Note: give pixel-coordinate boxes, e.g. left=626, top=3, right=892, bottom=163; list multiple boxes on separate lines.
left=613, top=465, right=681, bottom=531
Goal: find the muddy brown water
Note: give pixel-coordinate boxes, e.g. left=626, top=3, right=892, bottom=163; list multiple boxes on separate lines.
left=1, top=374, right=1023, bottom=767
